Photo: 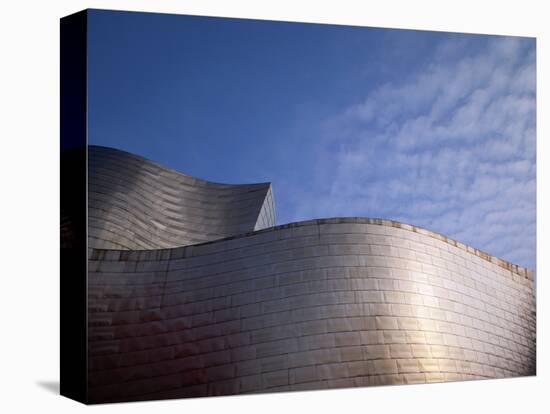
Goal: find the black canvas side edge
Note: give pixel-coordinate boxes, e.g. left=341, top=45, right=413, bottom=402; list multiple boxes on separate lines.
left=60, top=9, right=88, bottom=404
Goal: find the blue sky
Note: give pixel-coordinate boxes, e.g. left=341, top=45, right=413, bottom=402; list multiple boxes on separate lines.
left=88, top=10, right=536, bottom=270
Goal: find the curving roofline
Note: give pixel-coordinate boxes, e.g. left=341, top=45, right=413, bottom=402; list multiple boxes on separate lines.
left=92, top=216, right=534, bottom=281
left=90, top=145, right=272, bottom=188
left=87, top=145, right=276, bottom=249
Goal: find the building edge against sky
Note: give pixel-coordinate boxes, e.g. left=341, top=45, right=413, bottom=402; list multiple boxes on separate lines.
left=80, top=146, right=535, bottom=403
left=87, top=145, right=275, bottom=250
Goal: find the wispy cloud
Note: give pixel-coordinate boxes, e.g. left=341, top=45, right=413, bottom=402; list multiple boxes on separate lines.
left=287, top=36, right=536, bottom=270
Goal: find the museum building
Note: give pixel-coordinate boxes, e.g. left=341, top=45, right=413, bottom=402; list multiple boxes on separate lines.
left=81, top=146, right=536, bottom=402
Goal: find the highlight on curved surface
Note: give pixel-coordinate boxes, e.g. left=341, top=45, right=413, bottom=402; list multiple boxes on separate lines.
left=88, top=218, right=535, bottom=403
left=88, top=145, right=275, bottom=250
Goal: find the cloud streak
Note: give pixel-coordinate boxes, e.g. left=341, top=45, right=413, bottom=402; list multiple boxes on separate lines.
left=287, top=36, right=536, bottom=270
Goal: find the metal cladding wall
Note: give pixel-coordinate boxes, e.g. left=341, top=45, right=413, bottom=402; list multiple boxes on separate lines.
left=88, top=145, right=275, bottom=250
left=88, top=218, right=536, bottom=403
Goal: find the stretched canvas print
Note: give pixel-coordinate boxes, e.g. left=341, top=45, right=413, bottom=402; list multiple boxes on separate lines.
left=60, top=9, right=536, bottom=404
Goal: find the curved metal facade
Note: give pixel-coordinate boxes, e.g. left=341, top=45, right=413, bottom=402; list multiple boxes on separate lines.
left=88, top=145, right=275, bottom=250
left=88, top=215, right=535, bottom=401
